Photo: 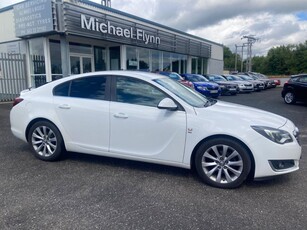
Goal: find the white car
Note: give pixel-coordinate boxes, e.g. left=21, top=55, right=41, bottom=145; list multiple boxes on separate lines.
left=10, top=71, right=301, bottom=188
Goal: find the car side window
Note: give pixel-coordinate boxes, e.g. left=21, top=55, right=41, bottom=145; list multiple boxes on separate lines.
left=298, top=77, right=307, bottom=83
left=53, top=81, right=70, bottom=96
left=115, top=76, right=167, bottom=107
left=70, top=76, right=107, bottom=100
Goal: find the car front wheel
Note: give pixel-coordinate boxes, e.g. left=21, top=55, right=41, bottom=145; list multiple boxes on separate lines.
left=195, top=138, right=251, bottom=189
left=284, top=92, right=296, bottom=104
left=28, top=121, right=64, bottom=161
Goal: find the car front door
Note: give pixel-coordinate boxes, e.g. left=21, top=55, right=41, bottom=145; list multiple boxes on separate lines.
left=296, top=76, right=307, bottom=101
left=109, top=76, right=187, bottom=163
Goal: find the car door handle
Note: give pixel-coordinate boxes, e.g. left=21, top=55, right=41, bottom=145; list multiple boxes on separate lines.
left=114, top=113, right=128, bottom=119
left=59, top=104, right=71, bottom=109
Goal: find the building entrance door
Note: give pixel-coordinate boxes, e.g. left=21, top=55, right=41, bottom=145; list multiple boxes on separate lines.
left=70, top=55, right=93, bottom=74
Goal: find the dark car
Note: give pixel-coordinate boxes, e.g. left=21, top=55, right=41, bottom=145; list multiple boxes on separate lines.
left=181, top=73, right=221, bottom=98
left=281, top=74, right=307, bottom=104
left=204, top=74, right=239, bottom=95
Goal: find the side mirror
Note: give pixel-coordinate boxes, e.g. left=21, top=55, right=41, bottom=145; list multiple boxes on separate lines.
left=157, top=98, right=178, bottom=111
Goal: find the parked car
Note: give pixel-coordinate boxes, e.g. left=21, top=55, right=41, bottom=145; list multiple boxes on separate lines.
left=157, top=71, right=194, bottom=89
left=272, top=79, right=281, bottom=86
left=246, top=72, right=276, bottom=89
left=204, top=74, right=239, bottom=95
left=281, top=74, right=307, bottom=104
left=180, top=73, right=221, bottom=98
left=237, top=75, right=265, bottom=92
left=10, top=71, right=301, bottom=189
left=222, top=74, right=254, bottom=93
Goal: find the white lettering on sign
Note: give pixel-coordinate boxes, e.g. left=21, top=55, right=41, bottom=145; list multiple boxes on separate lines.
left=81, top=14, right=161, bottom=45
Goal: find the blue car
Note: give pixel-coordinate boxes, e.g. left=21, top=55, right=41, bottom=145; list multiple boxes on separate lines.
left=181, top=73, right=221, bottom=98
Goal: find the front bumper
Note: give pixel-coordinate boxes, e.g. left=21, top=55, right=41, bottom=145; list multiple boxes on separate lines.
left=250, top=134, right=301, bottom=178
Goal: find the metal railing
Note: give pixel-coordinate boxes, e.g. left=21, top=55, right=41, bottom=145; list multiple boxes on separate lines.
left=0, top=53, right=27, bottom=102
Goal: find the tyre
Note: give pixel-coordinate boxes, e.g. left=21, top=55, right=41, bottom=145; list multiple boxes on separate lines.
left=28, top=121, right=64, bottom=161
left=195, top=138, right=251, bottom=189
left=284, top=92, right=296, bottom=104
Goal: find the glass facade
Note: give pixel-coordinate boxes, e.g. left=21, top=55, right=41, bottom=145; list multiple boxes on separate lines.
left=50, top=40, right=62, bottom=80
left=125, top=46, right=190, bottom=73
left=191, top=57, right=208, bottom=74
left=94, top=47, right=107, bottom=71
left=29, top=38, right=46, bottom=87
left=27, top=36, right=208, bottom=88
left=126, top=46, right=137, bottom=70
left=110, top=46, right=121, bottom=70
left=151, top=50, right=160, bottom=72
left=139, top=48, right=150, bottom=71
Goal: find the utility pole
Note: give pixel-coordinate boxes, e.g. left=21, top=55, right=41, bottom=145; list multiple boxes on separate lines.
left=241, top=35, right=259, bottom=72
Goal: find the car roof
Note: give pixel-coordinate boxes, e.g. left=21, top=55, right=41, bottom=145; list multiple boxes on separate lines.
left=60, top=71, right=166, bottom=82
left=33, top=71, right=167, bottom=91
left=291, top=74, right=307, bottom=78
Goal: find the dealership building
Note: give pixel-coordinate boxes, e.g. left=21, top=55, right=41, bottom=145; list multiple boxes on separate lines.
left=0, top=0, right=223, bottom=88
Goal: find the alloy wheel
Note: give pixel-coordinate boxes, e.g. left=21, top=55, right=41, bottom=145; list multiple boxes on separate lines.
left=31, top=126, right=57, bottom=157
left=201, top=144, right=243, bottom=184
left=284, top=92, right=295, bottom=104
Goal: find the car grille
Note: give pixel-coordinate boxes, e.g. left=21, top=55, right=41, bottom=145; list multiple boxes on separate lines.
left=244, top=84, right=252, bottom=87
left=207, top=86, right=219, bottom=90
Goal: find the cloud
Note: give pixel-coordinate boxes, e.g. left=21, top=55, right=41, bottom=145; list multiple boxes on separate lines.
left=1, top=0, right=306, bottom=56
left=111, top=0, right=307, bottom=56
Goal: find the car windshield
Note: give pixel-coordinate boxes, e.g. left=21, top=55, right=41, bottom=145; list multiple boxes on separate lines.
left=187, top=74, right=208, bottom=82
left=226, top=75, right=242, bottom=81
left=210, top=75, right=224, bottom=81
left=168, top=73, right=182, bottom=81
left=240, top=75, right=253, bottom=80
left=154, top=78, right=213, bottom=107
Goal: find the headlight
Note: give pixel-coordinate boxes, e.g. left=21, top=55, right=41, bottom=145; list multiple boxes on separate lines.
left=251, top=126, right=293, bottom=144
left=239, top=84, right=244, bottom=87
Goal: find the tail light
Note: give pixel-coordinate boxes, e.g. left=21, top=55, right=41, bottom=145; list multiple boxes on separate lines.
left=13, top=97, right=24, bottom=107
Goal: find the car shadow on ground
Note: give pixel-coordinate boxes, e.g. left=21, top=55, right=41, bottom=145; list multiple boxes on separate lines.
left=62, top=150, right=291, bottom=189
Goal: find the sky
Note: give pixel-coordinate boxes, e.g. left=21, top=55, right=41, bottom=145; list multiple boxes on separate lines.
left=1, top=0, right=307, bottom=56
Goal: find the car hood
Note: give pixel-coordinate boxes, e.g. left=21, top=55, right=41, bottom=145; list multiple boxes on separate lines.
left=216, top=81, right=238, bottom=86
left=229, top=80, right=251, bottom=85
left=195, top=100, right=287, bottom=128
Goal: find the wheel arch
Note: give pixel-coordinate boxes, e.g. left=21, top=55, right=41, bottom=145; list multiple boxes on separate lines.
left=190, top=134, right=255, bottom=180
left=25, top=118, right=66, bottom=151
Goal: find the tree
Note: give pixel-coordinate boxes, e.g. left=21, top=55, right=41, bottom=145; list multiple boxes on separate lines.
left=223, top=46, right=238, bottom=71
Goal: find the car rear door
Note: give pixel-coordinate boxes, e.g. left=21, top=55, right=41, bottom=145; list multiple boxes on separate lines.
left=53, top=75, right=110, bottom=152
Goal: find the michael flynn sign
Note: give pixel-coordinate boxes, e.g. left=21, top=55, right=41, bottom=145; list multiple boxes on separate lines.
left=81, top=15, right=161, bottom=45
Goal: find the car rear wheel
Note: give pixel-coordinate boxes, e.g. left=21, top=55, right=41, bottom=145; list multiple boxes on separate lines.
left=195, top=138, right=251, bottom=189
left=28, top=121, right=64, bottom=161
left=284, top=92, right=296, bottom=104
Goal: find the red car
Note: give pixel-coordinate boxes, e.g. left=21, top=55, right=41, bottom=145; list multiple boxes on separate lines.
left=157, top=71, right=194, bottom=89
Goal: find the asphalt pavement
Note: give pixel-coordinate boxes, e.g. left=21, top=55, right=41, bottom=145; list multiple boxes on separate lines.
left=0, top=88, right=306, bottom=229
